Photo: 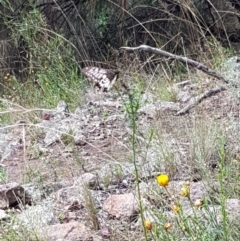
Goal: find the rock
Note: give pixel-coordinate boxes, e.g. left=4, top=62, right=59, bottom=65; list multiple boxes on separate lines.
left=74, top=131, right=87, bottom=145
left=169, top=80, right=192, bottom=103
left=176, top=90, right=191, bottom=102
left=101, top=226, right=111, bottom=238
left=41, top=101, right=72, bottom=146
left=1, top=141, right=20, bottom=162
left=23, top=180, right=72, bottom=202
left=22, top=183, right=43, bottom=202
left=74, top=173, right=97, bottom=189
left=189, top=181, right=209, bottom=201
left=0, top=209, right=7, bottom=219
left=55, top=100, right=70, bottom=118
left=138, top=104, right=156, bottom=119
left=74, top=107, right=90, bottom=124
left=102, top=193, right=138, bottom=219
left=154, top=101, right=180, bottom=112
left=140, top=92, right=154, bottom=105
left=44, top=129, right=61, bottom=146
left=38, top=221, right=102, bottom=241
left=0, top=182, right=27, bottom=209
left=226, top=198, right=240, bottom=221
left=17, top=200, right=56, bottom=228
left=56, top=186, right=85, bottom=206
left=138, top=101, right=180, bottom=119
left=43, top=118, right=72, bottom=146
left=42, top=100, right=70, bottom=121
left=55, top=175, right=99, bottom=208
left=221, top=56, right=240, bottom=87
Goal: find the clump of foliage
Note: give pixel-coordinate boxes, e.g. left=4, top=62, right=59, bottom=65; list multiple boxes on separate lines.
left=1, top=4, right=84, bottom=109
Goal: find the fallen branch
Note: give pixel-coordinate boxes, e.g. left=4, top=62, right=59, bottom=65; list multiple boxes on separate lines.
left=176, top=85, right=226, bottom=115
left=120, top=45, right=228, bottom=83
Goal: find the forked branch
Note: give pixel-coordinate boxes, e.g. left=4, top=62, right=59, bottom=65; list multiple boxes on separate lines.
left=120, top=45, right=228, bottom=83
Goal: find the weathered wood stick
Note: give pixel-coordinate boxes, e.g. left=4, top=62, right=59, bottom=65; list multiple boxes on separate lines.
left=176, top=85, right=226, bottom=115
left=120, top=45, right=228, bottom=83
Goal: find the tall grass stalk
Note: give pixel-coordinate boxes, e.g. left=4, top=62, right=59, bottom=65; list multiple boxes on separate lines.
left=123, top=82, right=147, bottom=240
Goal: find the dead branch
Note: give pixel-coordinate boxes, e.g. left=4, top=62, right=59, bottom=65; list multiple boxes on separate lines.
left=176, top=86, right=226, bottom=115
left=120, top=45, right=228, bottom=83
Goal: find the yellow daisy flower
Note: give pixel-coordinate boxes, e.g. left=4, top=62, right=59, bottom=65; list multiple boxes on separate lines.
left=157, top=174, right=169, bottom=187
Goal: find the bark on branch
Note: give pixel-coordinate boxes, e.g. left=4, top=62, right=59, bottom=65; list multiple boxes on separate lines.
left=120, top=45, right=228, bottom=83
left=176, top=86, right=226, bottom=115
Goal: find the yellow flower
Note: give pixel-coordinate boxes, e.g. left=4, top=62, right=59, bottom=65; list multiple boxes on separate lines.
left=144, top=220, right=153, bottom=231
left=164, top=223, right=171, bottom=230
left=45, top=82, right=49, bottom=86
left=194, top=199, right=203, bottom=209
left=157, top=174, right=169, bottom=187
left=180, top=186, right=190, bottom=197
left=172, top=204, right=180, bottom=214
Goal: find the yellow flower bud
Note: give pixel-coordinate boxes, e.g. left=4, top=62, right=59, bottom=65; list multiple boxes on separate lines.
left=157, top=174, right=169, bottom=187
left=164, top=223, right=171, bottom=230
left=144, top=220, right=153, bottom=231
left=172, top=204, right=180, bottom=214
left=180, top=186, right=190, bottom=197
left=194, top=199, right=203, bottom=209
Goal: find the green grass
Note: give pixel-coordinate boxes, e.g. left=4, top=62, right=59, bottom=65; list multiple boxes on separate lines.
left=1, top=7, right=85, bottom=117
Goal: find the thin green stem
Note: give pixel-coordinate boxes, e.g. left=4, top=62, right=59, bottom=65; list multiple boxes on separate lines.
left=130, top=99, right=148, bottom=241
left=124, top=86, right=148, bottom=241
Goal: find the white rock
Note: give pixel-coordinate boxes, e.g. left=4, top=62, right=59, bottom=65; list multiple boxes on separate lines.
left=103, top=193, right=138, bottom=219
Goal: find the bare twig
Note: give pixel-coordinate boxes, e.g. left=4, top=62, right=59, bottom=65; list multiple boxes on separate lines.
left=120, top=45, right=228, bottom=83
left=176, top=86, right=226, bottom=115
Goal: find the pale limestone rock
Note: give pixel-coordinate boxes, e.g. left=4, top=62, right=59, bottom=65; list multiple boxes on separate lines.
left=38, top=221, right=102, bottom=241
left=103, top=193, right=138, bottom=219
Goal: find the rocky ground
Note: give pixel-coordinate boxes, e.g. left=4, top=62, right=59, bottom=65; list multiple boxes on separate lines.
left=0, top=57, right=240, bottom=240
